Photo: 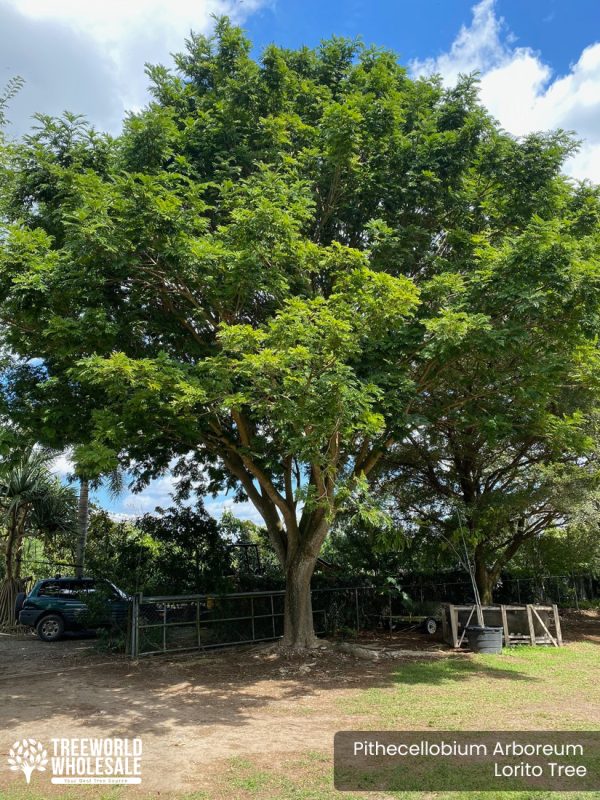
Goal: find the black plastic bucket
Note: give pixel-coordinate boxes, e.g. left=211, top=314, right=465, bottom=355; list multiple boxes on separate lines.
left=466, top=626, right=503, bottom=654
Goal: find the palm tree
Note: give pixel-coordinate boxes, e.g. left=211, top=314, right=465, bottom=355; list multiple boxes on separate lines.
left=75, top=477, right=89, bottom=579
left=0, top=448, right=77, bottom=626
left=74, top=468, right=124, bottom=578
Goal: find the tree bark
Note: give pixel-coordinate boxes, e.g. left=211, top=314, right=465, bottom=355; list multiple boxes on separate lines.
left=1, top=509, right=24, bottom=626
left=14, top=531, right=24, bottom=580
left=75, top=478, right=89, bottom=578
left=282, top=552, right=319, bottom=649
left=5, top=507, right=21, bottom=582
left=474, top=545, right=495, bottom=604
left=473, top=519, right=533, bottom=605
left=5, top=527, right=15, bottom=582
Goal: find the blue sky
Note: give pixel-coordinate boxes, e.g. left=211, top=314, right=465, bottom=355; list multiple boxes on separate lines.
left=3, top=0, right=600, bottom=520
left=245, top=0, right=600, bottom=78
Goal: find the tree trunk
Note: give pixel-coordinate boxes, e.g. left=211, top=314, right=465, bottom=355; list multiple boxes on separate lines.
left=282, top=553, right=319, bottom=650
left=5, top=533, right=14, bottom=582
left=474, top=545, right=495, bottom=604
left=473, top=520, right=531, bottom=605
left=1, top=509, right=25, bottom=626
left=5, top=510, right=18, bottom=581
left=479, top=578, right=494, bottom=605
left=75, top=478, right=90, bottom=578
left=0, top=577, right=22, bottom=628
left=14, top=532, right=24, bottom=580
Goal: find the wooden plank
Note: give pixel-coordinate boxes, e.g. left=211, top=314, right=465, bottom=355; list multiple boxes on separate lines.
left=552, top=604, right=563, bottom=647
left=458, top=606, right=476, bottom=647
left=449, top=604, right=557, bottom=612
left=526, top=604, right=536, bottom=645
left=448, top=604, right=459, bottom=648
left=531, top=606, right=558, bottom=647
left=500, top=605, right=510, bottom=646
left=439, top=603, right=557, bottom=649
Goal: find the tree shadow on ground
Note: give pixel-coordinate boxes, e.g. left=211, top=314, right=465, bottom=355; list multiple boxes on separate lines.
left=561, top=610, right=600, bottom=645
left=1, top=623, right=596, bottom=798
left=0, top=634, right=543, bottom=740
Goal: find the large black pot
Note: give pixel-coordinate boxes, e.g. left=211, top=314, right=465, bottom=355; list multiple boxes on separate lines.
left=466, top=625, right=503, bottom=654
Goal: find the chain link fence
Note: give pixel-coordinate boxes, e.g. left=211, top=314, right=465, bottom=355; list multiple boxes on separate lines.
left=125, top=573, right=598, bottom=657
left=401, top=572, right=599, bottom=607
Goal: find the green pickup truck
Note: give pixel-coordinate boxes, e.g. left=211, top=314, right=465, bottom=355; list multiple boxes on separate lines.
left=17, top=577, right=130, bottom=641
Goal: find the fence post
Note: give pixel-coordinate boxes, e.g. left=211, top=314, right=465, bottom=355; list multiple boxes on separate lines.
left=128, top=595, right=134, bottom=658
left=526, top=604, right=536, bottom=645
left=500, top=605, right=510, bottom=646
left=196, top=597, right=201, bottom=647
left=448, top=604, right=459, bottom=648
left=552, top=604, right=563, bottom=647
left=270, top=593, right=276, bottom=638
left=354, top=588, right=360, bottom=633
left=130, top=592, right=140, bottom=658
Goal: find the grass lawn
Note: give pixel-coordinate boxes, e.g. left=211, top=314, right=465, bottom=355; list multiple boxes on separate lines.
left=204, top=643, right=600, bottom=799
left=0, top=641, right=598, bottom=800
left=343, top=642, right=600, bottom=730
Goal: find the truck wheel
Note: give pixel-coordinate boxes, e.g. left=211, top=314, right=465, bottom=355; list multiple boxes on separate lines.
left=36, top=614, right=65, bottom=642
left=14, top=592, right=26, bottom=621
left=423, top=617, right=438, bottom=635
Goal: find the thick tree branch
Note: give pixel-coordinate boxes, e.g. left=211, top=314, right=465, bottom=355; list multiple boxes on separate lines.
left=207, top=415, right=299, bottom=553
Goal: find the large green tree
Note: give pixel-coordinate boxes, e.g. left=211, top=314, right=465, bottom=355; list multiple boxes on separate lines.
left=0, top=109, right=120, bottom=579
left=383, top=432, right=600, bottom=602
left=1, top=20, right=600, bottom=645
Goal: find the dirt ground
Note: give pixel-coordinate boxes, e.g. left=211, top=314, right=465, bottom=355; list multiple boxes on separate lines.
left=0, top=611, right=598, bottom=798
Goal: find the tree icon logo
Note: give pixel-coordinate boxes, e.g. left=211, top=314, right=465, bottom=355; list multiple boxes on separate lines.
left=8, top=739, right=48, bottom=784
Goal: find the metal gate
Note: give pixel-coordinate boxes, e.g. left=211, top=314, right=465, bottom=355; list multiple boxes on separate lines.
left=128, top=586, right=383, bottom=657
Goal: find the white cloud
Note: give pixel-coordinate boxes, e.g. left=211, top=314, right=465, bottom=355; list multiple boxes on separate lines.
left=115, top=480, right=267, bottom=525
left=121, top=473, right=181, bottom=515
left=50, top=450, right=74, bottom=479
left=411, top=0, right=600, bottom=182
left=411, top=0, right=506, bottom=85
left=0, top=0, right=268, bottom=135
left=46, top=449, right=265, bottom=525
left=108, top=511, right=138, bottom=523
left=205, top=497, right=266, bottom=525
